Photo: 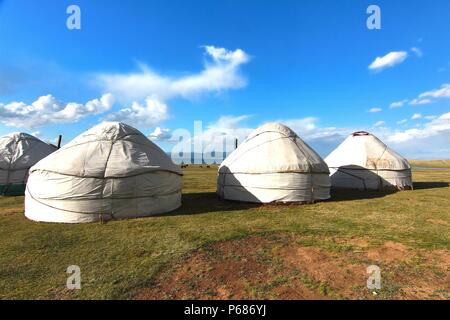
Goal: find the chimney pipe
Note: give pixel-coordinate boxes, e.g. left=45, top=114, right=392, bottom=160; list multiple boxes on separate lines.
left=235, top=138, right=238, bottom=150
left=57, top=135, right=62, bottom=149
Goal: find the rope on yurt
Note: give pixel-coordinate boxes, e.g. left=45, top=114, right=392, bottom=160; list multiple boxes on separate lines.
left=101, top=140, right=115, bottom=222
left=375, top=145, right=388, bottom=191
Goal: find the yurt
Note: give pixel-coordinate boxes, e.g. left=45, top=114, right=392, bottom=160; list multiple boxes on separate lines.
left=324, top=131, right=412, bottom=190
left=0, top=133, right=56, bottom=196
left=25, top=122, right=182, bottom=223
left=217, top=123, right=331, bottom=203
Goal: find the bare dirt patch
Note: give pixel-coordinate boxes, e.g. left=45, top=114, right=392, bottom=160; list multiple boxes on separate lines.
left=367, top=241, right=412, bottom=263
left=133, top=234, right=449, bottom=300
left=134, top=236, right=322, bottom=300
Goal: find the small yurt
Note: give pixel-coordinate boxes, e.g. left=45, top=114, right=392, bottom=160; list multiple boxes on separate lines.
left=217, top=123, right=331, bottom=203
left=325, top=131, right=412, bottom=190
left=0, top=133, right=56, bottom=196
left=25, top=122, right=182, bottom=223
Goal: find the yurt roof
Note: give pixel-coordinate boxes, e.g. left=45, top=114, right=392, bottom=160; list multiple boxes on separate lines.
left=325, top=132, right=410, bottom=170
left=219, top=122, right=329, bottom=174
left=31, top=122, right=182, bottom=178
left=0, top=132, right=56, bottom=170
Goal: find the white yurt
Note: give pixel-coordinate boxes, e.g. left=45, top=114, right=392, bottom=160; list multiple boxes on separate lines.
left=325, top=131, right=412, bottom=190
left=217, top=123, right=331, bottom=203
left=25, top=122, right=182, bottom=223
left=0, top=133, right=56, bottom=196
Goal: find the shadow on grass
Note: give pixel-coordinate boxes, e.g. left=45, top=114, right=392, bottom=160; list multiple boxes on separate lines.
left=412, top=182, right=449, bottom=190
left=160, top=192, right=261, bottom=217
left=161, top=181, right=450, bottom=216
left=326, top=181, right=450, bottom=202
left=329, top=188, right=397, bottom=202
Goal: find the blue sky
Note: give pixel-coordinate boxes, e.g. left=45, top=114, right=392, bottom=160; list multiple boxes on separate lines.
left=0, top=0, right=449, bottom=158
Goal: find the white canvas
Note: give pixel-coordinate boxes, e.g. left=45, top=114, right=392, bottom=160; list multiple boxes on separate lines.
left=217, top=123, right=331, bottom=203
left=325, top=131, right=413, bottom=190
left=0, top=132, right=56, bottom=195
left=25, top=122, right=183, bottom=223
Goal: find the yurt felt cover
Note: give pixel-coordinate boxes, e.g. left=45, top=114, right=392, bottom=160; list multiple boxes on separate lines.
left=325, top=132, right=412, bottom=190
left=25, top=122, right=182, bottom=223
left=0, top=133, right=56, bottom=195
left=217, top=122, right=331, bottom=203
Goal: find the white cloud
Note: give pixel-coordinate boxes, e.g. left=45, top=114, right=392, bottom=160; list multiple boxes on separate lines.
left=148, top=126, right=172, bottom=141
left=0, top=93, right=114, bottom=128
left=368, top=107, right=382, bottom=113
left=418, top=83, right=450, bottom=99
left=409, top=98, right=432, bottom=105
left=388, top=112, right=450, bottom=143
left=408, top=83, right=450, bottom=106
left=181, top=115, right=254, bottom=160
left=374, top=120, right=386, bottom=127
left=105, top=96, right=169, bottom=127
left=390, top=100, right=408, bottom=108
left=200, top=115, right=253, bottom=145
left=369, top=51, right=408, bottom=71
left=97, top=46, right=250, bottom=102
left=425, top=115, right=437, bottom=120
left=411, top=47, right=423, bottom=57
left=411, top=113, right=422, bottom=120
left=397, top=119, right=408, bottom=125
left=100, top=46, right=250, bottom=127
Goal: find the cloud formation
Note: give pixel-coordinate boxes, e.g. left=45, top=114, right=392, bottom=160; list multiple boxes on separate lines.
left=0, top=93, right=114, bottom=128
left=105, top=96, right=169, bottom=127
left=368, top=107, right=382, bottom=113
left=97, top=49, right=249, bottom=101
left=409, top=83, right=450, bottom=105
left=388, top=112, right=450, bottom=144
left=98, top=46, right=250, bottom=127
left=369, top=51, right=408, bottom=71
left=148, top=126, right=172, bottom=141
left=196, top=115, right=254, bottom=147
left=390, top=100, right=408, bottom=109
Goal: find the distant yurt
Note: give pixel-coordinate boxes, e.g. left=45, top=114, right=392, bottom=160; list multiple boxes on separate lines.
left=0, top=133, right=56, bottom=196
left=217, top=123, right=331, bottom=203
left=25, top=122, right=182, bottom=223
left=325, top=131, right=412, bottom=190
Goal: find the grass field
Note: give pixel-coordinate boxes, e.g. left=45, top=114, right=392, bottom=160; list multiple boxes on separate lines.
left=410, top=160, right=450, bottom=168
left=0, top=166, right=449, bottom=300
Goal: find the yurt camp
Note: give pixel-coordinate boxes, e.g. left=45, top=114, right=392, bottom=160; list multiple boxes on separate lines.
left=25, top=122, right=182, bottom=223
left=324, top=131, right=413, bottom=190
left=217, top=122, right=331, bottom=203
left=0, top=132, right=57, bottom=196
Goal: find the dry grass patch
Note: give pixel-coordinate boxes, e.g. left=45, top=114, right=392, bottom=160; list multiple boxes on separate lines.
left=135, top=234, right=449, bottom=300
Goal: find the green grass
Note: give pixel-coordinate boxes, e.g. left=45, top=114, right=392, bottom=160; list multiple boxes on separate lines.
left=0, top=165, right=449, bottom=299
left=409, top=159, right=450, bottom=168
